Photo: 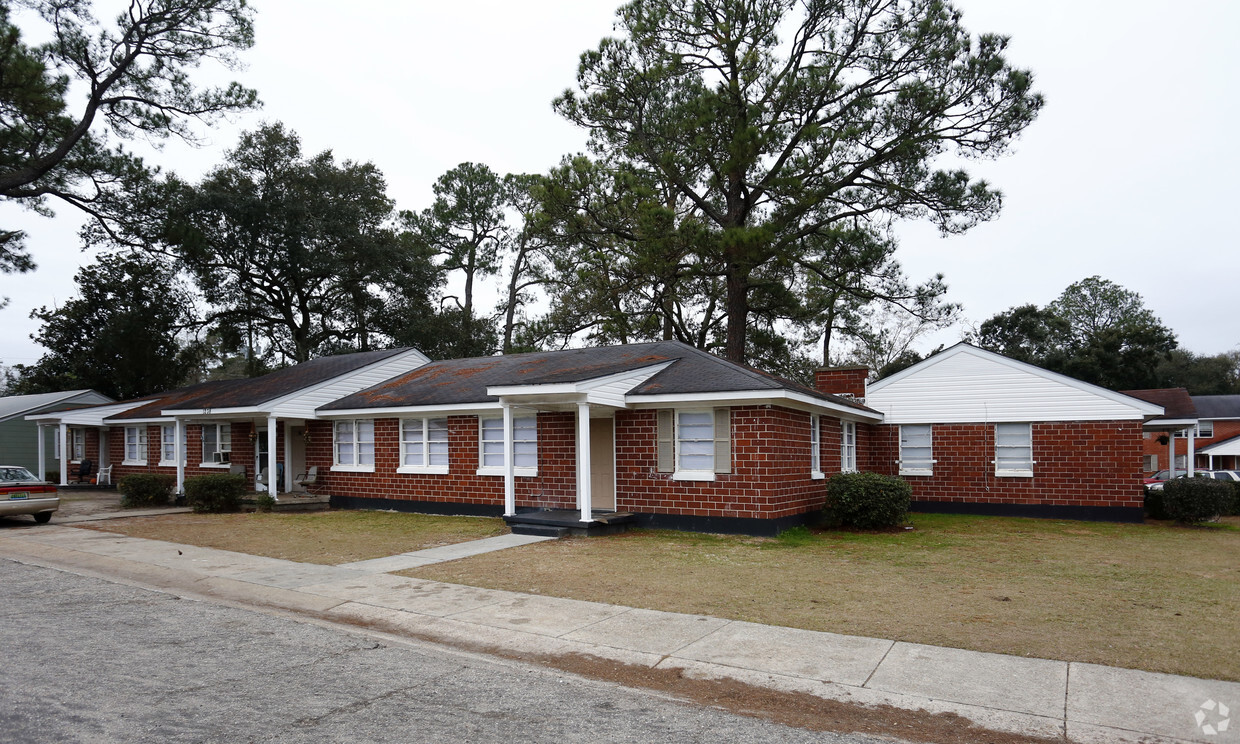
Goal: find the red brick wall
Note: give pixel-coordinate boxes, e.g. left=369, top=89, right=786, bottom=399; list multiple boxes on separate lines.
left=868, top=420, right=1144, bottom=509
left=315, top=405, right=836, bottom=522
left=108, top=422, right=262, bottom=484
left=614, top=405, right=830, bottom=520
left=312, top=412, right=580, bottom=510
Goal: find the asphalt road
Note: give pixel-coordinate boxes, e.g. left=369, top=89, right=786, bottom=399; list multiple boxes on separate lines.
left=0, top=558, right=881, bottom=744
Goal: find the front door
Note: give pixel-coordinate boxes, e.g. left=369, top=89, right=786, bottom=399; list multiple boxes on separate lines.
left=589, top=418, right=616, bottom=511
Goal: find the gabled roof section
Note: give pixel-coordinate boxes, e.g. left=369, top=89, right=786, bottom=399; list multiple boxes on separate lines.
left=0, top=389, right=113, bottom=422
left=1121, top=389, right=1197, bottom=421
left=866, top=343, right=1164, bottom=424
left=1201, top=433, right=1240, bottom=455
left=321, top=341, right=877, bottom=417
left=160, top=348, right=419, bottom=414
left=1191, top=395, right=1240, bottom=420
left=108, top=380, right=247, bottom=421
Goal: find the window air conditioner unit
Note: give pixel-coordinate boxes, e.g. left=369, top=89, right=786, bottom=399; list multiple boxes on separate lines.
left=212, top=451, right=231, bottom=464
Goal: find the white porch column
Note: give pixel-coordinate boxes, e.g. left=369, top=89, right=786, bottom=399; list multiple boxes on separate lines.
left=1209, top=454, right=1215, bottom=470
left=1187, top=428, right=1196, bottom=477
left=577, top=402, right=593, bottom=523
left=1168, top=433, right=1176, bottom=478
left=267, top=417, right=279, bottom=500
left=37, top=424, right=46, bottom=481
left=502, top=402, right=515, bottom=516
left=58, top=422, right=69, bottom=486
left=174, top=418, right=185, bottom=494
left=283, top=420, right=294, bottom=492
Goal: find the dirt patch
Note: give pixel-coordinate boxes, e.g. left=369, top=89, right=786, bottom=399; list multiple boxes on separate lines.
left=325, top=611, right=1060, bottom=744
left=82, top=510, right=508, bottom=565
left=405, top=514, right=1240, bottom=681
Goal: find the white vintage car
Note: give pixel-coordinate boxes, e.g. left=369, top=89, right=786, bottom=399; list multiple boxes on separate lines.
left=0, top=466, right=59, bottom=524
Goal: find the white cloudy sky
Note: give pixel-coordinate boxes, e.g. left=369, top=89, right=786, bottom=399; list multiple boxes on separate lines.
left=2, top=0, right=1237, bottom=367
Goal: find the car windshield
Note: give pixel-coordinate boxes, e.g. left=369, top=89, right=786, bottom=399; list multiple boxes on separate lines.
left=0, top=466, right=39, bottom=482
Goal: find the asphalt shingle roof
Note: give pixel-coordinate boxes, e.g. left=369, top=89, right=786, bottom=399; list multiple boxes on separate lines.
left=1190, top=395, right=1240, bottom=420
left=322, top=341, right=875, bottom=414
left=1121, top=388, right=1196, bottom=419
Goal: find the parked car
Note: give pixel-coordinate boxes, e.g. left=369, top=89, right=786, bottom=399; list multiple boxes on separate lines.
left=1143, top=469, right=1171, bottom=486
left=0, top=466, right=58, bottom=524
left=1146, top=469, right=1240, bottom=491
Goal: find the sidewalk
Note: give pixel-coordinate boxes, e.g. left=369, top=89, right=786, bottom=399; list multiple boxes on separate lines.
left=2, top=524, right=1235, bottom=744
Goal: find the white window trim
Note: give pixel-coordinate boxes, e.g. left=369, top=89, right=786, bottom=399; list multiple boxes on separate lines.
left=332, top=419, right=376, bottom=473
left=123, top=426, right=147, bottom=466
left=810, top=414, right=824, bottom=479
left=1197, top=421, right=1214, bottom=438
left=840, top=421, right=857, bottom=474
left=476, top=415, right=538, bottom=477
left=994, top=422, right=1035, bottom=478
left=158, top=424, right=178, bottom=468
left=397, top=417, right=451, bottom=475
left=199, top=423, right=233, bottom=467
left=672, top=408, right=717, bottom=481
left=69, top=428, right=85, bottom=463
left=898, top=423, right=935, bottom=477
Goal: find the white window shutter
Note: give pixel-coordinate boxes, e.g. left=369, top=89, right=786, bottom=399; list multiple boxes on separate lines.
left=656, top=409, right=674, bottom=472
left=713, top=408, right=731, bottom=474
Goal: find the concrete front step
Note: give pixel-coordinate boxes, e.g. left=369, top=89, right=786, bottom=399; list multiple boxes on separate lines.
left=503, top=508, right=636, bottom=537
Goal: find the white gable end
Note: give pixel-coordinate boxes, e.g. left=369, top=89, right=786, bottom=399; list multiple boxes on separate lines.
left=270, top=349, right=431, bottom=420
left=866, top=346, right=1157, bottom=424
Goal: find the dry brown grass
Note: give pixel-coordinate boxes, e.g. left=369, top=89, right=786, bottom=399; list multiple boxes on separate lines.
left=405, top=514, right=1240, bottom=681
left=85, top=510, right=507, bottom=565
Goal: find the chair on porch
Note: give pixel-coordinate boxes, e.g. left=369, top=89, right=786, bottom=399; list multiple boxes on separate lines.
left=76, top=459, right=94, bottom=484
left=256, top=464, right=285, bottom=493
left=95, top=465, right=112, bottom=487
left=293, top=466, right=319, bottom=493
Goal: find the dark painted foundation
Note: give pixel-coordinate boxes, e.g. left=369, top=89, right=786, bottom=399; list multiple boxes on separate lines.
left=329, top=495, right=504, bottom=518
left=911, top=499, right=1145, bottom=524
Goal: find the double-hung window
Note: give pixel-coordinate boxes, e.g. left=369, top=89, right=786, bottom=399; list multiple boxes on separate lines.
left=477, top=415, right=537, bottom=475
left=1197, top=421, right=1214, bottom=438
left=70, top=429, right=85, bottom=462
left=810, top=414, right=823, bottom=479
left=656, top=408, right=731, bottom=481
left=840, top=421, right=857, bottom=473
left=124, top=426, right=147, bottom=465
left=160, top=424, right=177, bottom=466
left=899, top=424, right=934, bottom=475
left=201, top=424, right=232, bottom=465
left=334, top=419, right=375, bottom=470
left=400, top=418, right=449, bottom=473
left=994, top=423, right=1033, bottom=476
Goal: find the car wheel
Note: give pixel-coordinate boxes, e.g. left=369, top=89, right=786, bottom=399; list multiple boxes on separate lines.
left=32, top=512, right=52, bottom=524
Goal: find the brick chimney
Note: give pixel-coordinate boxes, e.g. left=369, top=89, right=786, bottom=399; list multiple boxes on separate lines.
left=814, top=365, right=869, bottom=399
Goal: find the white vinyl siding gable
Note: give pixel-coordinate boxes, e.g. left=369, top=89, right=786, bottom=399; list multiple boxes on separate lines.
left=866, top=346, right=1159, bottom=423
left=273, top=350, right=430, bottom=420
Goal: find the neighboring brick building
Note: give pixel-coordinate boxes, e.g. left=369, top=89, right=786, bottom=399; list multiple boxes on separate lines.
left=30, top=341, right=1167, bottom=532
left=1128, top=393, right=1240, bottom=473
left=855, top=344, right=1162, bottom=523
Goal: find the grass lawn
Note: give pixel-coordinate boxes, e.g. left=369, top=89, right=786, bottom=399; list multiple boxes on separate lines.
left=84, top=510, right=508, bottom=565
left=403, top=513, right=1240, bottom=682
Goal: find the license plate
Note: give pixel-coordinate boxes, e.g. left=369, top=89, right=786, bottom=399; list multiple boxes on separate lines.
left=7, top=492, right=29, bottom=500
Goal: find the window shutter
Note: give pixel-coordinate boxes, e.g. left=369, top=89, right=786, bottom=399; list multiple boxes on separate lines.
left=713, top=408, right=731, bottom=474
left=656, top=409, right=673, bottom=472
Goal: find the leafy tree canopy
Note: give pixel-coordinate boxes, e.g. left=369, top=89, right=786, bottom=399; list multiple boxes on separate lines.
left=554, top=0, right=1043, bottom=364
left=8, top=251, right=200, bottom=398
left=0, top=0, right=258, bottom=274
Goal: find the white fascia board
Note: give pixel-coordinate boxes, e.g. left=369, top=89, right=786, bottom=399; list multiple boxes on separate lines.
left=1201, top=437, right=1240, bottom=455
left=27, top=400, right=149, bottom=426
left=160, top=406, right=269, bottom=418
left=627, top=390, right=883, bottom=422
left=103, top=417, right=175, bottom=425
left=316, top=402, right=499, bottom=419
left=485, top=361, right=676, bottom=398
left=1143, top=418, right=1198, bottom=428
left=867, top=343, right=1166, bottom=417
left=266, top=348, right=432, bottom=415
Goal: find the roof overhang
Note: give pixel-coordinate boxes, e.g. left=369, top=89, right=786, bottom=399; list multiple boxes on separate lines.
left=317, top=402, right=499, bottom=419
left=26, top=400, right=150, bottom=427
left=627, top=389, right=883, bottom=422
left=1142, top=418, right=1198, bottom=431
left=1201, top=436, right=1240, bottom=456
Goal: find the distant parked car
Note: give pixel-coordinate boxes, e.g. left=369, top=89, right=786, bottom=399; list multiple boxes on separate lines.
left=0, top=466, right=58, bottom=524
left=1146, top=469, right=1240, bottom=491
left=1143, top=469, right=1171, bottom=486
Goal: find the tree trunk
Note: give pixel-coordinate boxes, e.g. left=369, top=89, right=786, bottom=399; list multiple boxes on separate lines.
left=724, top=270, right=748, bottom=363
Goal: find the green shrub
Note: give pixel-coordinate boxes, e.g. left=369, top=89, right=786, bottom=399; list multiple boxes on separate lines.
left=825, top=471, right=912, bottom=529
left=44, top=470, right=59, bottom=483
left=1143, top=486, right=1168, bottom=520
left=184, top=474, right=246, bottom=514
left=1227, top=482, right=1240, bottom=517
left=1161, top=477, right=1232, bottom=524
left=118, top=473, right=175, bottom=508
left=253, top=494, right=276, bottom=513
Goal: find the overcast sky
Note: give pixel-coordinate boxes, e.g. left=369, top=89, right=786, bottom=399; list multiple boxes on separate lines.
left=2, top=0, right=1237, bottom=367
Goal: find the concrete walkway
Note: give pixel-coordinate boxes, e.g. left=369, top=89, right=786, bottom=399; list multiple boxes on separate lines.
left=1, top=525, right=1235, bottom=744
left=55, top=507, right=193, bottom=524
left=337, top=533, right=557, bottom=572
